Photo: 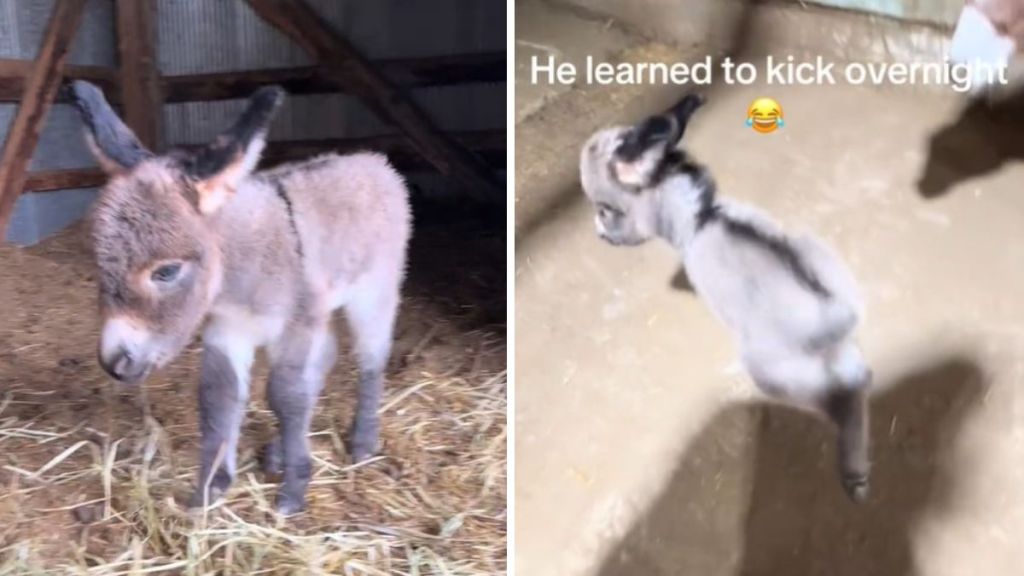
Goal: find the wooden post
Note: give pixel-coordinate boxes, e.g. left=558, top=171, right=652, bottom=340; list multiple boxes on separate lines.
left=0, top=0, right=88, bottom=238
left=116, top=0, right=162, bottom=150
left=244, top=0, right=503, bottom=203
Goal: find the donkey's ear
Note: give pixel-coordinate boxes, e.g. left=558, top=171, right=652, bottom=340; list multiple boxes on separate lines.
left=612, top=93, right=705, bottom=187
left=185, top=86, right=285, bottom=215
left=69, top=81, right=154, bottom=175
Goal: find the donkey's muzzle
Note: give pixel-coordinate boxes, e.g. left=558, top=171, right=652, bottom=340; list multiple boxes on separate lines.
left=98, top=348, right=148, bottom=384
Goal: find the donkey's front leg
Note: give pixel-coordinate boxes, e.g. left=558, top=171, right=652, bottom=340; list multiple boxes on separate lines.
left=189, top=333, right=255, bottom=508
left=267, top=322, right=337, bottom=515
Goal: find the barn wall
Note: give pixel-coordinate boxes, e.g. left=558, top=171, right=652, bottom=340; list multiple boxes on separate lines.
left=0, top=0, right=114, bottom=245
left=2, top=0, right=506, bottom=245
left=157, top=0, right=506, bottom=144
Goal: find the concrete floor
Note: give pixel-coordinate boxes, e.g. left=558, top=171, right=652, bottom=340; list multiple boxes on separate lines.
left=516, top=2, right=1024, bottom=575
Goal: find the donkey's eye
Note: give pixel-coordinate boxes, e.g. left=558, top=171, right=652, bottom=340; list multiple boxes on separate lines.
left=597, top=203, right=621, bottom=220
left=151, top=263, right=183, bottom=283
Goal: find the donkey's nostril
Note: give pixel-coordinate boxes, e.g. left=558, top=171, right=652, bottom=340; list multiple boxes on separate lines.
left=114, top=354, right=132, bottom=378
left=99, top=348, right=145, bottom=383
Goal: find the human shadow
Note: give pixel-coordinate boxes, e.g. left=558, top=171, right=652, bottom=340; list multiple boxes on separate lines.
left=596, top=357, right=986, bottom=576
left=918, top=87, right=1024, bottom=198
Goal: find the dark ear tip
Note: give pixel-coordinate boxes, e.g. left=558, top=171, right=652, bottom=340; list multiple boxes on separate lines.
left=680, top=93, right=706, bottom=110
left=68, top=80, right=102, bottom=102
left=252, top=85, right=286, bottom=109
left=665, top=93, right=705, bottom=126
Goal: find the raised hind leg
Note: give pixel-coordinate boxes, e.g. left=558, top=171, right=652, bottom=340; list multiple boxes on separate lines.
left=744, top=345, right=870, bottom=502
left=824, top=342, right=872, bottom=502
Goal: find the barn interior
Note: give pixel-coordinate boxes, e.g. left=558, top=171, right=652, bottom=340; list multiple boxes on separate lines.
left=0, top=0, right=506, bottom=573
left=516, top=1, right=1024, bottom=575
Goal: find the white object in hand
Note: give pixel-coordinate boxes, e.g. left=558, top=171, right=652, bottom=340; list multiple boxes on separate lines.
left=949, top=5, right=1015, bottom=92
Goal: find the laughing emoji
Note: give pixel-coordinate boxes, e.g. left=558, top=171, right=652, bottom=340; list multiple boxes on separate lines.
left=746, top=98, right=784, bottom=134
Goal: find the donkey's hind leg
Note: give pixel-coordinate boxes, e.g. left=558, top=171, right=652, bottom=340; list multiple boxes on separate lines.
left=824, top=342, right=872, bottom=502
left=343, top=271, right=401, bottom=463
left=745, top=347, right=869, bottom=502
left=266, top=320, right=337, bottom=515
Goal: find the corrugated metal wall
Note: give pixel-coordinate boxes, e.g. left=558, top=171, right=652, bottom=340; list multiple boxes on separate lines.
left=158, top=0, right=505, bottom=144
left=1, top=0, right=114, bottom=244
left=2, top=0, right=506, bottom=245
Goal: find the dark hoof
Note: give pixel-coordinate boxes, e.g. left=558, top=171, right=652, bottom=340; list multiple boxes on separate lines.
left=842, top=475, right=870, bottom=503
left=349, top=426, right=379, bottom=463
left=349, top=439, right=378, bottom=463
left=261, top=438, right=284, bottom=476
left=187, top=485, right=226, bottom=510
left=275, top=492, right=306, bottom=516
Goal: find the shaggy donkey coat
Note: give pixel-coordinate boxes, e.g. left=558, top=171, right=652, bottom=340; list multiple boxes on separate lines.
left=70, top=81, right=411, bottom=514
left=579, top=95, right=872, bottom=500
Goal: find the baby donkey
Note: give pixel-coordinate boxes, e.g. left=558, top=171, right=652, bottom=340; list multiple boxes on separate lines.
left=70, top=81, right=411, bottom=514
left=580, top=95, right=872, bottom=500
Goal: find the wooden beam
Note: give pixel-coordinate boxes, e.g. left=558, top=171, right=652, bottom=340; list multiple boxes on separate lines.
left=24, top=168, right=107, bottom=192
left=260, top=129, right=507, bottom=171
left=116, top=0, right=162, bottom=150
left=23, top=130, right=505, bottom=195
left=0, top=59, right=119, bottom=103
left=162, top=51, right=505, bottom=103
left=0, top=0, right=88, bottom=238
left=244, top=0, right=503, bottom=203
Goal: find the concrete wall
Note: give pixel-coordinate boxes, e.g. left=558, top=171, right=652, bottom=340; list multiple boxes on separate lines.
left=806, top=0, right=961, bottom=26
left=2, top=0, right=505, bottom=245
left=558, top=0, right=749, bottom=55
left=560, top=0, right=958, bottom=54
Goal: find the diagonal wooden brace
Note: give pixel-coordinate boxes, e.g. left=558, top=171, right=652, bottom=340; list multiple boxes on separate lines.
left=0, top=0, right=88, bottom=239
left=244, top=0, right=504, bottom=203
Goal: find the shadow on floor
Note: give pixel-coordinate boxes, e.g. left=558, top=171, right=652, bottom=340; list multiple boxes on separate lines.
left=596, top=356, right=986, bottom=576
left=918, top=88, right=1024, bottom=198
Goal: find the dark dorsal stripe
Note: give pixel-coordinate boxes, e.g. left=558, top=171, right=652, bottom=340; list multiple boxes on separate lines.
left=695, top=199, right=720, bottom=231
left=650, top=147, right=829, bottom=297
left=271, top=178, right=304, bottom=260
left=715, top=215, right=832, bottom=298
left=654, top=150, right=720, bottom=232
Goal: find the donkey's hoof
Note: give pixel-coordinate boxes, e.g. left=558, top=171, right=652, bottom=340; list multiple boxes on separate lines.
left=349, top=441, right=377, bottom=464
left=186, top=486, right=226, bottom=510
left=260, top=439, right=284, bottom=476
left=349, top=432, right=379, bottom=463
left=842, top=475, right=870, bottom=503
left=274, top=492, right=306, bottom=516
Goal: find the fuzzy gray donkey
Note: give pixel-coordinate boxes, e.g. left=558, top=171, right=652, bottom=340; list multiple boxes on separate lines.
left=69, top=81, right=411, bottom=514
left=579, top=95, right=872, bottom=501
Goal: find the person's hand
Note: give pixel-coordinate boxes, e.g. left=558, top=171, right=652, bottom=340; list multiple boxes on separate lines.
left=969, top=0, right=1024, bottom=44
